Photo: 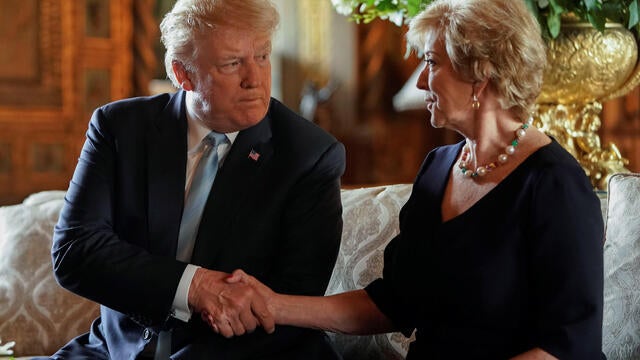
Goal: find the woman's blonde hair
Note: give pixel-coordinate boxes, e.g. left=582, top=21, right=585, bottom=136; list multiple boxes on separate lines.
left=160, top=0, right=280, bottom=87
left=406, top=0, right=546, bottom=119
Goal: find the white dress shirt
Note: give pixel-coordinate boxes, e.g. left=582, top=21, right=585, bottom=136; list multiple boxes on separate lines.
left=170, top=113, right=238, bottom=322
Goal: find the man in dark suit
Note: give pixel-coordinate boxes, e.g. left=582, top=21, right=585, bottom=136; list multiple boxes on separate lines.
left=47, top=0, right=345, bottom=359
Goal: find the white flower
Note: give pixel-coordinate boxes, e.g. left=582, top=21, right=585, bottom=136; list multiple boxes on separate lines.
left=387, top=10, right=406, bottom=26
left=331, top=0, right=357, bottom=16
left=0, top=337, right=16, bottom=356
left=330, top=0, right=411, bottom=27
left=378, top=11, right=406, bottom=26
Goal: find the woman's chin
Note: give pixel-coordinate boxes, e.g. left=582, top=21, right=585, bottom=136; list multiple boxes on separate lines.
left=429, top=115, right=445, bottom=129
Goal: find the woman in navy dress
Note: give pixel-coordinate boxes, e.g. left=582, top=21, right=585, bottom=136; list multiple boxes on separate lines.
left=224, top=0, right=606, bottom=358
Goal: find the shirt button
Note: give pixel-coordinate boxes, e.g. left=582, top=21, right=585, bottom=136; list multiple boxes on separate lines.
left=143, top=328, right=151, bottom=340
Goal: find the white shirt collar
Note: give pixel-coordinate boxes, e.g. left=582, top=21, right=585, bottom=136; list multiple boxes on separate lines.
left=185, top=111, right=238, bottom=153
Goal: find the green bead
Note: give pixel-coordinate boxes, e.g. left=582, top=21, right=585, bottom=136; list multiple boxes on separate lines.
left=512, top=139, right=519, bottom=146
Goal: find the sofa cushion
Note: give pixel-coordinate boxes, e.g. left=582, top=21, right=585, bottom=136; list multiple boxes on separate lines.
left=326, top=184, right=413, bottom=360
left=0, top=191, right=99, bottom=357
left=602, top=173, right=640, bottom=359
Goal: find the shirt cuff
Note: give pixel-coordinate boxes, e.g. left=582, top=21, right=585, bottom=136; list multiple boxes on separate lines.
left=171, top=264, right=199, bottom=322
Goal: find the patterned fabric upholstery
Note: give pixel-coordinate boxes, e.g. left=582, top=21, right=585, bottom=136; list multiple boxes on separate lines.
left=327, top=184, right=413, bottom=360
left=0, top=177, right=638, bottom=359
left=602, top=173, right=640, bottom=359
left=0, top=191, right=99, bottom=357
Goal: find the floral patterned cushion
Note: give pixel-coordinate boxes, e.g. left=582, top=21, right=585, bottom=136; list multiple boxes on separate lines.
left=0, top=191, right=99, bottom=357
left=0, top=177, right=637, bottom=359
left=602, top=173, right=640, bottom=359
left=326, top=184, right=413, bottom=360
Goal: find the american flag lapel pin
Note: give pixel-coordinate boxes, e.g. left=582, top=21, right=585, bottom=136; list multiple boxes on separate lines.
left=248, top=149, right=260, bottom=161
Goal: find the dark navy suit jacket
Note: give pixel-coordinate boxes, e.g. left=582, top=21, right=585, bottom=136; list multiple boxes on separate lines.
left=49, top=91, right=345, bottom=359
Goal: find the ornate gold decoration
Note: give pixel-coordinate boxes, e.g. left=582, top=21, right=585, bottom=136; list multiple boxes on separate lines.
left=534, top=19, right=638, bottom=189
left=535, top=103, right=629, bottom=189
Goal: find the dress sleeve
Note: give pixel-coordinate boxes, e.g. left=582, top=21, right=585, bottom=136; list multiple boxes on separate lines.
left=365, top=241, right=417, bottom=338
left=527, top=162, right=604, bottom=359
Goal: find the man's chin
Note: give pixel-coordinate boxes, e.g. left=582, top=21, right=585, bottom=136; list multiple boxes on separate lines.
left=235, top=111, right=268, bottom=130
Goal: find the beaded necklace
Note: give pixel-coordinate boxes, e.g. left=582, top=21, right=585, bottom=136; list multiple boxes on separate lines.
left=458, top=117, right=533, bottom=179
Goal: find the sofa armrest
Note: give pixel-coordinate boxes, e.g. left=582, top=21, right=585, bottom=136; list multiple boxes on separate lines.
left=602, top=173, right=640, bottom=359
left=0, top=191, right=99, bottom=357
left=327, top=184, right=413, bottom=360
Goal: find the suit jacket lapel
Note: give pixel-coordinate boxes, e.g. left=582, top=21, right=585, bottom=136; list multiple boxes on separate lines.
left=147, top=91, right=188, bottom=256
left=190, top=113, right=274, bottom=267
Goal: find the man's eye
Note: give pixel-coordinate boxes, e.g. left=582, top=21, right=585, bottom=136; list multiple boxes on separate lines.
left=256, top=54, right=269, bottom=63
left=219, top=61, right=241, bottom=73
left=424, top=59, right=435, bottom=66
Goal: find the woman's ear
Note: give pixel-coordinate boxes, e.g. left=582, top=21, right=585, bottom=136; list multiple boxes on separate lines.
left=473, top=78, right=490, bottom=99
left=171, top=61, right=193, bottom=91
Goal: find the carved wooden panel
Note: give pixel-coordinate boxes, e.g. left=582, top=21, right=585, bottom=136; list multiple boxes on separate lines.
left=0, top=0, right=132, bottom=204
left=0, top=0, right=63, bottom=108
left=602, top=89, right=640, bottom=173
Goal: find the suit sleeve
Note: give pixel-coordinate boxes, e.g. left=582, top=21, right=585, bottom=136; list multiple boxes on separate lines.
left=268, top=141, right=346, bottom=296
left=51, top=106, right=186, bottom=326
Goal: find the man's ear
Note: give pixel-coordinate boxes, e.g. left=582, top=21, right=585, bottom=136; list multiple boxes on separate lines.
left=172, top=61, right=193, bottom=91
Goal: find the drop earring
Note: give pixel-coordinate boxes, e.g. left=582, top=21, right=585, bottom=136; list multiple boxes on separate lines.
left=472, top=94, right=480, bottom=110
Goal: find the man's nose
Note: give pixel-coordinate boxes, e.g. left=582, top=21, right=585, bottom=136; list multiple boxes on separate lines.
left=241, top=60, right=261, bottom=89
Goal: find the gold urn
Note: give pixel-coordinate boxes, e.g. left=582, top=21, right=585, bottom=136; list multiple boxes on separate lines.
left=534, top=17, right=638, bottom=189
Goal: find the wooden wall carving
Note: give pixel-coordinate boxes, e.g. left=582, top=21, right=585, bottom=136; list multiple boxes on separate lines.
left=602, top=89, right=640, bottom=173
left=0, top=0, right=133, bottom=205
left=0, top=0, right=63, bottom=107
left=132, top=0, right=158, bottom=95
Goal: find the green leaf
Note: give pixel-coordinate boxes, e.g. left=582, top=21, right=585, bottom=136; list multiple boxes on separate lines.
left=407, top=0, right=428, bottom=17
left=547, top=0, right=564, bottom=38
left=547, top=12, right=562, bottom=38
left=583, top=0, right=598, bottom=12
left=630, top=0, right=640, bottom=29
left=547, top=0, right=565, bottom=14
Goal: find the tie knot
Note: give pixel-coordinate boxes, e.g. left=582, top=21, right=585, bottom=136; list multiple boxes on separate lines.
left=204, top=131, right=227, bottom=148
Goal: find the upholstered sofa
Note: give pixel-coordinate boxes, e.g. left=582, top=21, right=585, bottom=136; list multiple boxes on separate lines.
left=1, top=173, right=639, bottom=359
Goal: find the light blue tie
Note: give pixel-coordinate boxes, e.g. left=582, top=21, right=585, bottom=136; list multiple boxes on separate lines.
left=154, top=132, right=227, bottom=360
left=176, top=131, right=227, bottom=262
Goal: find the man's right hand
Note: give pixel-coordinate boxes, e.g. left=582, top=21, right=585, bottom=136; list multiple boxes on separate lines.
left=188, top=268, right=275, bottom=337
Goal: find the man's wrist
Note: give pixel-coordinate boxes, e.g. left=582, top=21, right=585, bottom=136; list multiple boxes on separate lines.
left=171, top=264, right=200, bottom=322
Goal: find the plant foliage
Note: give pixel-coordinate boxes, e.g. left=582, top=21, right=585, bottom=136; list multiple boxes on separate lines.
left=330, top=0, right=640, bottom=38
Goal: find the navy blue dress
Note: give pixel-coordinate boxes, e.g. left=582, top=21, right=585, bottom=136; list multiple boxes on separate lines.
left=366, top=140, right=605, bottom=359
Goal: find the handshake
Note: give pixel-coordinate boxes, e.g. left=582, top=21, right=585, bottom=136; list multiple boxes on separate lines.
left=188, top=267, right=391, bottom=339
left=188, top=268, right=279, bottom=338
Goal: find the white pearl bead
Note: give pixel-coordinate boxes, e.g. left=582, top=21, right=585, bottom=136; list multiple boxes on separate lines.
left=516, top=128, right=526, bottom=138
left=477, top=167, right=487, bottom=176
left=506, top=145, right=515, bottom=155
left=464, top=170, right=473, bottom=177
left=498, top=153, right=508, bottom=163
